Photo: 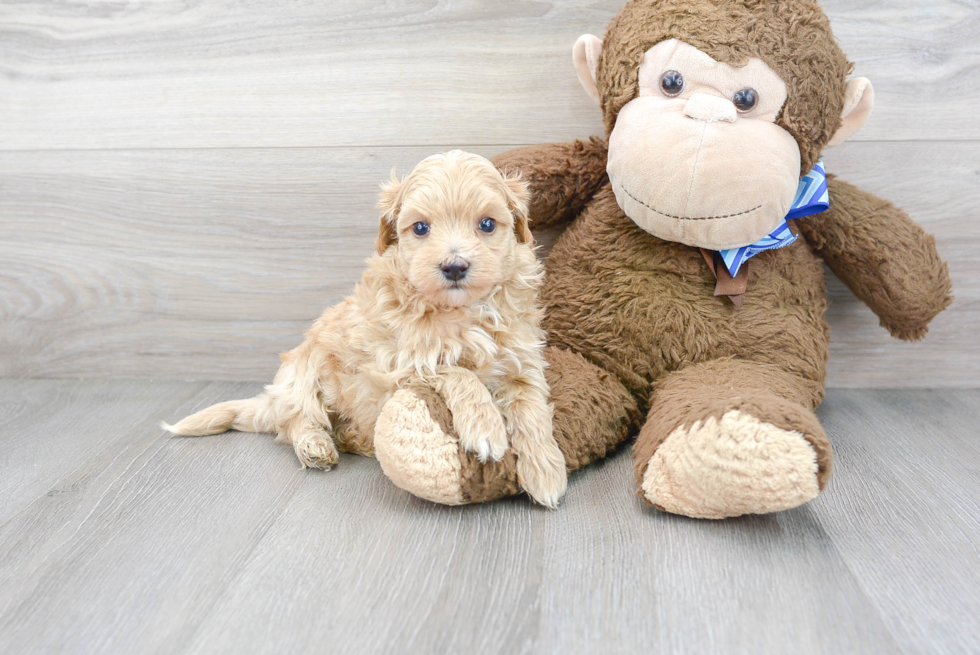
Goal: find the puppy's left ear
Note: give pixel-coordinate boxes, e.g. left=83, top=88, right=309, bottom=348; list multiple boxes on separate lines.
left=501, top=173, right=533, bottom=244
left=375, top=169, right=403, bottom=255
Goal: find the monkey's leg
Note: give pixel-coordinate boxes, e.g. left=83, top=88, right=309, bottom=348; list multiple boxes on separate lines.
left=373, top=347, right=639, bottom=505
left=634, top=359, right=831, bottom=519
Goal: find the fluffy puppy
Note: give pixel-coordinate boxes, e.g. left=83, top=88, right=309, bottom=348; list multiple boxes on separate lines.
left=164, top=150, right=567, bottom=507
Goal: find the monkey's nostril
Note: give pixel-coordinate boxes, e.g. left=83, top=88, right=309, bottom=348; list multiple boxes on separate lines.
left=441, top=261, right=469, bottom=282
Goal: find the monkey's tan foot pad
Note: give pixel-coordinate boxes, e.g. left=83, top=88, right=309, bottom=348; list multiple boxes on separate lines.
left=374, top=386, right=521, bottom=506
left=640, top=410, right=822, bottom=519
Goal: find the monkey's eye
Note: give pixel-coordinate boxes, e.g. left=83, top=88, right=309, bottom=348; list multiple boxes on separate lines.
left=660, top=70, right=684, bottom=97
left=478, top=217, right=496, bottom=234
left=733, top=88, right=758, bottom=112
left=412, top=221, right=430, bottom=236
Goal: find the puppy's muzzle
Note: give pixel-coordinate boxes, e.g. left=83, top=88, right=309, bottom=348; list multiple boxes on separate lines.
left=441, top=259, right=469, bottom=282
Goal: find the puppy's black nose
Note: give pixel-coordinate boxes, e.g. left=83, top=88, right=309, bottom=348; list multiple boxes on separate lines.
left=441, top=261, right=469, bottom=281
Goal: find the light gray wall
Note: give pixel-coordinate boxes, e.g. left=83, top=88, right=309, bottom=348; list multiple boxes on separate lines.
left=1, top=0, right=977, bottom=386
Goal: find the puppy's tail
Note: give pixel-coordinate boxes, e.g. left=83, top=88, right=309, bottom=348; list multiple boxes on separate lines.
left=162, top=394, right=276, bottom=437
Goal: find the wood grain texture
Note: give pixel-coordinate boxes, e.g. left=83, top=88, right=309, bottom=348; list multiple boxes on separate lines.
left=1, top=142, right=976, bottom=385
left=0, top=0, right=976, bottom=384
left=534, top=462, right=901, bottom=655
left=0, top=0, right=978, bottom=149
left=0, top=378, right=205, bottom=524
left=0, top=380, right=977, bottom=654
left=813, top=389, right=980, bottom=655
left=185, top=473, right=546, bottom=655
left=0, top=381, right=309, bottom=655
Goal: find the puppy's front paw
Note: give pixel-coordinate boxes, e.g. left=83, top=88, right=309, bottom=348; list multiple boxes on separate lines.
left=455, top=404, right=509, bottom=463
left=293, top=431, right=340, bottom=470
left=516, top=436, right=568, bottom=509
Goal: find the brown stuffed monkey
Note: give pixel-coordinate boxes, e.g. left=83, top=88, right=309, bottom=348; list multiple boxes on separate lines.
left=371, top=0, right=952, bottom=518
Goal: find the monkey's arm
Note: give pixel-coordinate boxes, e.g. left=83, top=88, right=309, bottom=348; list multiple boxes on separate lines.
left=797, top=176, right=952, bottom=341
left=492, top=137, right=608, bottom=231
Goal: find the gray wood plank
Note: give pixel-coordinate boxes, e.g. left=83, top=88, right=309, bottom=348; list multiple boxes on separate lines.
left=0, top=381, right=307, bottom=655
left=183, top=417, right=904, bottom=655
left=0, top=378, right=205, bottom=524
left=184, top=466, right=545, bottom=655
left=812, top=389, right=980, bottom=655
left=534, top=455, right=902, bottom=655
left=1, top=142, right=976, bottom=386
left=0, top=145, right=430, bottom=381
left=1, top=380, right=977, bottom=654
left=0, top=0, right=977, bottom=150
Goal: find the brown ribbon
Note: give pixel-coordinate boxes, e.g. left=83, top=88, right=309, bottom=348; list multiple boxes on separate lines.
left=700, top=248, right=748, bottom=310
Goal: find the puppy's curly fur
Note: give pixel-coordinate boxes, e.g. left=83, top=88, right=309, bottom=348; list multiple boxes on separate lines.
left=164, top=151, right=567, bottom=508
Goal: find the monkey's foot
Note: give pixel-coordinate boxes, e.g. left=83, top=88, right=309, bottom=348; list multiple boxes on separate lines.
left=374, top=384, right=520, bottom=506
left=640, top=409, right=826, bottom=518
left=634, top=361, right=832, bottom=519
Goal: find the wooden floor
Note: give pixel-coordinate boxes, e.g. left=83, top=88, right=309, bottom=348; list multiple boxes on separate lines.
left=0, top=379, right=977, bottom=655
left=2, top=2, right=979, bottom=653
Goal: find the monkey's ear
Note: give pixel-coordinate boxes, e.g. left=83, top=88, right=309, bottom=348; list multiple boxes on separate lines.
left=502, top=173, right=533, bottom=244
left=573, top=34, right=603, bottom=103
left=375, top=170, right=403, bottom=255
left=827, top=77, right=875, bottom=147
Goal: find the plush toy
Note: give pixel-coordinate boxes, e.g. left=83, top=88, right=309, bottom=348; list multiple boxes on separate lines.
left=371, top=0, right=952, bottom=518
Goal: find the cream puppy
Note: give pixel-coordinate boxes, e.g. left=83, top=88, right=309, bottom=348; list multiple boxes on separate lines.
left=164, top=150, right=567, bottom=507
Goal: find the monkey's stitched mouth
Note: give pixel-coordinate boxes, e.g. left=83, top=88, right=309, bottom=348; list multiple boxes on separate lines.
left=619, top=184, right=762, bottom=221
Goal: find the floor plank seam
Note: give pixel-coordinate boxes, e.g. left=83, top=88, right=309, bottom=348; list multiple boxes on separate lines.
left=2, top=137, right=978, bottom=155
left=0, top=383, right=209, bottom=534
left=803, top=505, right=914, bottom=655
left=174, top=473, right=308, bottom=655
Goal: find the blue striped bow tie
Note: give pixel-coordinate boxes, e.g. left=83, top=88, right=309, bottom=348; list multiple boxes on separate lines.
left=718, top=159, right=830, bottom=277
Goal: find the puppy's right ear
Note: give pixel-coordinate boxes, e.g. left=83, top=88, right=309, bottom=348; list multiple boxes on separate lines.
left=375, top=169, right=403, bottom=255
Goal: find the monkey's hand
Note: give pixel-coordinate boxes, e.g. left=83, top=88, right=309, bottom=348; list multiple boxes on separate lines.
left=492, top=137, right=608, bottom=233
left=797, top=176, right=952, bottom=341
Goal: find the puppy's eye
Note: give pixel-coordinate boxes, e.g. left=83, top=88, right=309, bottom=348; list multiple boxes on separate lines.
left=660, top=70, right=684, bottom=97
left=478, top=218, right=496, bottom=234
left=412, top=221, right=430, bottom=237
left=733, top=88, right=758, bottom=112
